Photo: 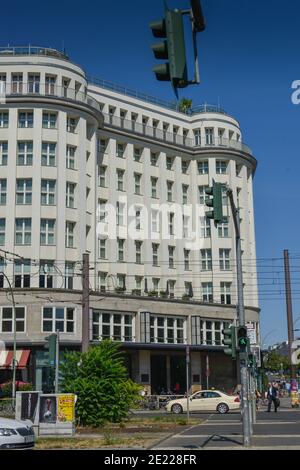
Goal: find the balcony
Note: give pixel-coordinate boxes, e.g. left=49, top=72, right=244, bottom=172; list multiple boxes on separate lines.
left=1, top=82, right=102, bottom=121
left=103, top=113, right=253, bottom=155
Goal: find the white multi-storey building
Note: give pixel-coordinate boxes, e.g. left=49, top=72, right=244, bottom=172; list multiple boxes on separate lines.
left=0, top=47, right=259, bottom=393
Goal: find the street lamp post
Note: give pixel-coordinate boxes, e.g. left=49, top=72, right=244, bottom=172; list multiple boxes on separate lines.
left=0, top=271, right=17, bottom=407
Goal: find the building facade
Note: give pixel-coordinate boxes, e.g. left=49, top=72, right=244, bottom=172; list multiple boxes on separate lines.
left=0, top=46, right=259, bottom=393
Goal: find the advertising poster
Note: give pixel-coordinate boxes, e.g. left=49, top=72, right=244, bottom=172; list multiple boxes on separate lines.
left=57, top=394, right=75, bottom=422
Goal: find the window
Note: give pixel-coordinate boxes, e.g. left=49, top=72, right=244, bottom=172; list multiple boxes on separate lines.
left=12, top=74, right=23, bottom=93
left=41, top=142, right=56, bottom=166
left=135, top=209, right=141, bottom=230
left=185, top=282, right=193, bottom=297
left=182, top=160, right=189, bottom=174
left=135, top=276, right=143, bottom=294
left=151, top=152, right=158, bottom=166
left=16, top=179, right=32, bottom=204
left=152, top=243, right=159, bottom=266
left=221, top=282, right=232, bottom=304
left=205, top=128, right=214, bottom=145
left=65, top=221, right=75, bottom=248
left=17, top=141, right=33, bottom=166
left=202, top=283, right=213, bottom=303
left=218, top=217, right=229, bottom=238
left=200, top=217, right=211, bottom=238
left=92, top=311, right=134, bottom=342
left=134, top=147, right=142, bottom=162
left=98, top=165, right=107, bottom=187
left=135, top=241, right=142, bottom=264
left=40, top=219, right=55, bottom=245
left=166, top=156, right=173, bottom=170
left=184, top=249, right=190, bottom=271
left=98, top=272, right=107, bottom=292
left=45, top=75, right=56, bottom=95
left=168, top=212, right=174, bottom=235
left=39, top=261, right=54, bottom=288
left=67, top=117, right=77, bottom=133
left=0, top=142, right=8, bottom=166
left=134, top=173, right=142, bottom=195
left=151, top=210, right=159, bottom=233
left=168, top=246, right=175, bottom=268
left=169, top=279, right=176, bottom=298
left=0, top=307, right=25, bottom=333
left=42, top=112, right=57, bottom=129
left=117, top=238, right=125, bottom=262
left=116, top=202, right=125, bottom=226
left=219, top=249, right=231, bottom=270
left=200, top=320, right=229, bottom=346
left=28, top=74, right=40, bottom=93
left=14, top=259, right=31, bottom=288
left=194, top=129, right=201, bottom=146
left=116, top=143, right=125, bottom=158
left=15, top=218, right=31, bottom=245
left=150, top=315, right=185, bottom=344
left=152, top=278, right=160, bottom=291
left=0, top=179, right=7, bottom=204
left=42, top=307, right=74, bottom=333
left=198, top=185, right=209, bottom=204
left=221, top=185, right=228, bottom=205
left=0, top=112, right=8, bottom=128
left=216, top=160, right=228, bottom=174
left=182, top=184, right=189, bottom=204
left=117, top=169, right=125, bottom=191
left=98, top=238, right=106, bottom=259
left=41, top=179, right=56, bottom=205
left=65, top=262, right=74, bottom=289
left=167, top=181, right=173, bottom=202
left=98, top=139, right=107, bottom=154
left=197, top=161, right=208, bottom=175
left=66, top=182, right=76, bottom=208
left=201, top=249, right=212, bottom=271
left=98, top=199, right=108, bottom=223
left=66, top=145, right=76, bottom=169
left=182, top=215, right=189, bottom=238
left=151, top=177, right=158, bottom=198
left=117, top=274, right=126, bottom=290
left=0, top=219, right=5, bottom=245
left=18, top=111, right=33, bottom=128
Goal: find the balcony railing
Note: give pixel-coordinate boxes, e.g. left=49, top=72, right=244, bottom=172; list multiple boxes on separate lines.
left=0, top=46, right=69, bottom=60
left=88, top=75, right=227, bottom=116
left=103, top=113, right=252, bottom=154
left=1, top=82, right=101, bottom=113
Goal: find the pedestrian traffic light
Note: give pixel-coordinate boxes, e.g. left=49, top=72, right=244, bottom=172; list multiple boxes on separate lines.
left=150, top=8, right=188, bottom=90
left=248, top=353, right=254, bottom=369
left=205, top=182, right=223, bottom=223
left=222, top=326, right=237, bottom=359
left=44, top=333, right=57, bottom=367
left=237, top=326, right=248, bottom=351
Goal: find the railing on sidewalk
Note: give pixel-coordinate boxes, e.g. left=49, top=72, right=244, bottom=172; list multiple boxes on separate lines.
left=134, top=394, right=185, bottom=411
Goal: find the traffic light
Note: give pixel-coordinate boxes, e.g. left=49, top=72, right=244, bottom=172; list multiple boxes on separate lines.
left=205, top=182, right=223, bottom=223
left=237, top=326, right=248, bottom=351
left=222, top=326, right=237, bottom=359
left=150, top=8, right=188, bottom=89
left=44, top=333, right=57, bottom=367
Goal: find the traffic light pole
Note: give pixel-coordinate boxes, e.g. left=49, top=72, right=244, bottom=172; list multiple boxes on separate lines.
left=55, top=330, right=59, bottom=393
left=227, top=188, right=252, bottom=447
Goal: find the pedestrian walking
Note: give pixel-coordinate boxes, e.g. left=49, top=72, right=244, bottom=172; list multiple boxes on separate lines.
left=267, top=382, right=279, bottom=412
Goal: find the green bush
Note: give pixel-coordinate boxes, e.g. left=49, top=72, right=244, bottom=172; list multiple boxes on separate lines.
left=60, top=340, right=141, bottom=427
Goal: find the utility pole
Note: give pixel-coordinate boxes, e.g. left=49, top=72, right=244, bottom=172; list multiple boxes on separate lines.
left=55, top=330, right=59, bottom=393
left=186, top=345, right=190, bottom=422
left=284, top=250, right=296, bottom=379
left=0, top=270, right=17, bottom=408
left=82, top=253, right=90, bottom=353
left=227, top=188, right=251, bottom=447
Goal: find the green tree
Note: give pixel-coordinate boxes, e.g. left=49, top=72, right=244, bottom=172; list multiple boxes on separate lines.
left=178, top=98, right=193, bottom=114
left=60, top=340, right=141, bottom=427
left=264, top=352, right=290, bottom=372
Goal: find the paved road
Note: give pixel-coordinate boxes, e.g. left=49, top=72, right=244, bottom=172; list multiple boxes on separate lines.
left=153, top=400, right=300, bottom=450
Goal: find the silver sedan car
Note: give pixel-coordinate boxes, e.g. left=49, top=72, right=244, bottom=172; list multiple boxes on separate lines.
left=0, top=418, right=35, bottom=449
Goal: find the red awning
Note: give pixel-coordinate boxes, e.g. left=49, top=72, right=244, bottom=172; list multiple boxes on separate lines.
left=0, top=350, right=30, bottom=369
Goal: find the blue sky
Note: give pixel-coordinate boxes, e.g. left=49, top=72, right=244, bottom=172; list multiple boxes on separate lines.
left=3, top=0, right=300, bottom=345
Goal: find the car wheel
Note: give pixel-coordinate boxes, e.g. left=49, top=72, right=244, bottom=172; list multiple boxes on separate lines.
left=217, top=403, right=229, bottom=414
left=171, top=403, right=183, bottom=414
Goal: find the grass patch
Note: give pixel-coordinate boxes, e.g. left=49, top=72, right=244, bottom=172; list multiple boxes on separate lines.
left=36, top=434, right=156, bottom=450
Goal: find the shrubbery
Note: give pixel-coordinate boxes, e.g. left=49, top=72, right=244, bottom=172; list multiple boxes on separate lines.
left=60, top=340, right=141, bottom=427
